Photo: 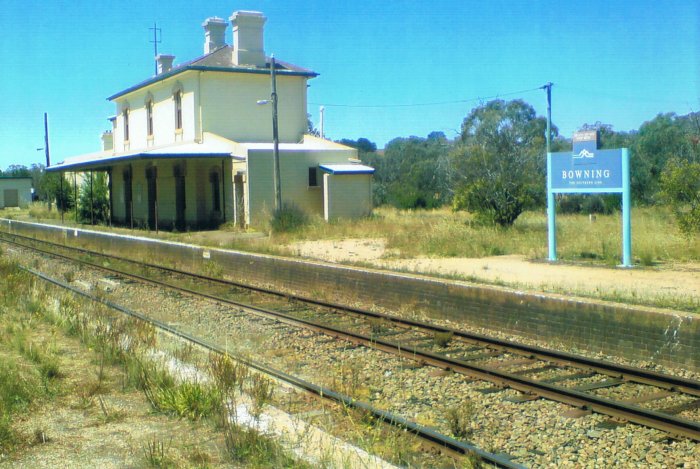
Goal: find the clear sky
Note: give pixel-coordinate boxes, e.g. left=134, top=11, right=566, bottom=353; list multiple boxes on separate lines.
left=0, top=0, right=697, bottom=170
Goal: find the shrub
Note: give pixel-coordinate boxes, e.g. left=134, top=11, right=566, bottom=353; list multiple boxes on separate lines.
left=661, top=158, right=700, bottom=236
left=270, top=203, right=309, bottom=233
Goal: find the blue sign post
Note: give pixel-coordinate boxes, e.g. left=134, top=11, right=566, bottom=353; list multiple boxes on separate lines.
left=547, top=131, right=632, bottom=267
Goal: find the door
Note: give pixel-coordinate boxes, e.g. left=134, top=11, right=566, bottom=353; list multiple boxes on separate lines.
left=146, top=167, right=157, bottom=230
left=123, top=168, right=133, bottom=226
left=3, top=189, right=18, bottom=207
left=234, top=174, right=245, bottom=228
left=174, top=165, right=186, bottom=231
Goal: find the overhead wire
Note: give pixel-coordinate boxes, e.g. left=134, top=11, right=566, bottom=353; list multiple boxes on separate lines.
left=309, top=85, right=545, bottom=108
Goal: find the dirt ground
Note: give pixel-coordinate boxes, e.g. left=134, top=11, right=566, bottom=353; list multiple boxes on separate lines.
left=290, top=238, right=700, bottom=308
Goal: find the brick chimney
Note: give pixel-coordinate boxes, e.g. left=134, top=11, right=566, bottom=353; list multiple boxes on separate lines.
left=230, top=10, right=266, bottom=67
left=101, top=131, right=113, bottom=151
left=156, top=54, right=175, bottom=74
left=203, top=17, right=227, bottom=54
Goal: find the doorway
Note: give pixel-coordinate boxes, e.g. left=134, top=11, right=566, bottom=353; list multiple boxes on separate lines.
left=146, top=166, right=157, bottom=230
left=174, top=164, right=186, bottom=231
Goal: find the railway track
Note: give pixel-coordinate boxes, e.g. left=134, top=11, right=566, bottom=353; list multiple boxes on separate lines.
left=9, top=250, right=521, bottom=468
left=2, top=231, right=699, bottom=444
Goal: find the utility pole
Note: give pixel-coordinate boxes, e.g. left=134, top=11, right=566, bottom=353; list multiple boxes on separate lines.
left=543, top=82, right=553, bottom=154
left=43, top=113, right=53, bottom=211
left=271, top=55, right=282, bottom=212
left=43, top=113, right=50, bottom=167
left=149, top=22, right=162, bottom=76
left=319, top=105, right=325, bottom=139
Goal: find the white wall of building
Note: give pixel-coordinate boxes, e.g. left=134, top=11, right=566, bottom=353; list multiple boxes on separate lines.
left=0, top=178, right=32, bottom=208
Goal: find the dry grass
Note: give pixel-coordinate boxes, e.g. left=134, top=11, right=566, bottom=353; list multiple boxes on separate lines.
left=219, top=205, right=700, bottom=265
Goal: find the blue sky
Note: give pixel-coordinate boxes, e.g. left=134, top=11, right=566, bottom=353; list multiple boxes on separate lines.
left=0, top=0, right=697, bottom=170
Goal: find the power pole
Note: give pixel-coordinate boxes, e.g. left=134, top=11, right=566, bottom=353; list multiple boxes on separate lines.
left=270, top=55, right=282, bottom=212
left=319, top=105, right=325, bottom=139
left=43, top=113, right=50, bottom=167
left=543, top=82, right=553, bottom=154
left=149, top=22, right=162, bottom=75
left=44, top=113, right=52, bottom=211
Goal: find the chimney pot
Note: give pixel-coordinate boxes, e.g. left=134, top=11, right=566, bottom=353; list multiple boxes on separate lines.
left=156, top=54, right=175, bottom=74
left=230, top=10, right=267, bottom=67
left=202, top=17, right=227, bottom=54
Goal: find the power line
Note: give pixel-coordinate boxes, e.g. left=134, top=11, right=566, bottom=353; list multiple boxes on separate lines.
left=310, top=86, right=544, bottom=108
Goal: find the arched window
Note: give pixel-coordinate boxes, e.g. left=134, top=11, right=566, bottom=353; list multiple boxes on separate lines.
left=122, top=108, right=130, bottom=142
left=173, top=91, right=182, bottom=130
left=146, top=99, right=154, bottom=137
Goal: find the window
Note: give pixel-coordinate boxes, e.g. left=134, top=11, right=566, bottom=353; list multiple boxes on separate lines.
left=146, top=100, right=154, bottom=136
left=174, top=91, right=182, bottom=130
left=308, top=167, right=319, bottom=187
left=122, top=109, right=130, bottom=141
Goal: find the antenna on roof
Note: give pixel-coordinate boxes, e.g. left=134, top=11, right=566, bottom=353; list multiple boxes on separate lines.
left=149, top=22, right=162, bottom=75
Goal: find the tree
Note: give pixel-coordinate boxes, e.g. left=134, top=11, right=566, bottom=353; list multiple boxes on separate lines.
left=336, top=138, right=377, bottom=154
left=660, top=158, right=700, bottom=236
left=78, top=172, right=109, bottom=224
left=451, top=99, right=551, bottom=226
left=3, top=165, right=31, bottom=178
left=372, top=134, right=452, bottom=209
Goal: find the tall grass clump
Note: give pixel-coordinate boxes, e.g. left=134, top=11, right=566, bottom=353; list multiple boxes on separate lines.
left=270, top=203, right=309, bottom=233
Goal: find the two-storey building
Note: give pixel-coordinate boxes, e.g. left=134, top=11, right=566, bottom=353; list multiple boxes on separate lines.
left=49, top=10, right=373, bottom=230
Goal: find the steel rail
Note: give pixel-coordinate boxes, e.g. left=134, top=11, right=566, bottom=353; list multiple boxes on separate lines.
left=24, top=266, right=523, bottom=469
left=4, top=233, right=700, bottom=440
left=2, top=231, right=699, bottom=396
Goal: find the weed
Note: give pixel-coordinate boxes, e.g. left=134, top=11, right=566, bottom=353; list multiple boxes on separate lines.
left=185, top=446, right=212, bottom=467
left=433, top=331, right=454, bottom=348
left=639, top=249, right=655, bottom=266
left=0, top=412, right=16, bottom=453
left=33, top=428, right=50, bottom=445
left=270, top=203, right=309, bottom=233
left=63, top=270, right=76, bottom=283
left=248, top=374, right=274, bottom=420
left=150, top=380, right=222, bottom=421
left=368, top=317, right=385, bottom=335
left=202, top=260, right=224, bottom=279
left=208, top=353, right=248, bottom=394
left=144, top=437, right=176, bottom=468
left=445, top=402, right=475, bottom=439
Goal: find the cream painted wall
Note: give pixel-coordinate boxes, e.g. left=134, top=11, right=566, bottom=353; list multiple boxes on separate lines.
left=0, top=179, right=32, bottom=208
left=112, top=71, right=199, bottom=153
left=110, top=69, right=308, bottom=153
left=246, top=148, right=355, bottom=226
left=323, top=173, right=373, bottom=221
left=200, top=72, right=308, bottom=143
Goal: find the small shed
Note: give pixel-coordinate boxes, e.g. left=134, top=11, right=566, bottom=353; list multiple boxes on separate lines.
left=319, top=164, right=375, bottom=221
left=0, top=177, right=32, bottom=208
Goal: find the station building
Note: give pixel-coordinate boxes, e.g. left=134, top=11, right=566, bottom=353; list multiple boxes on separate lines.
left=49, top=10, right=373, bottom=230
left=0, top=177, right=32, bottom=209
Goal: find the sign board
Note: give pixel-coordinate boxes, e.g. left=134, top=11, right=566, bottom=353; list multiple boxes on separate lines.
left=550, top=149, right=623, bottom=192
left=546, top=130, right=631, bottom=267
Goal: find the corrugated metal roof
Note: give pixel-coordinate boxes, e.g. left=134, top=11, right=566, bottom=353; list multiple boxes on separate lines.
left=319, top=164, right=375, bottom=175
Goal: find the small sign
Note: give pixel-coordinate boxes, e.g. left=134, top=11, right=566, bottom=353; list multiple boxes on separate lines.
left=202, top=250, right=211, bottom=259
left=572, top=130, right=598, bottom=155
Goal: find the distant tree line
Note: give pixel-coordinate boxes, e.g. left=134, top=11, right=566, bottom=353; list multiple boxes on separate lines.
left=338, top=99, right=700, bottom=234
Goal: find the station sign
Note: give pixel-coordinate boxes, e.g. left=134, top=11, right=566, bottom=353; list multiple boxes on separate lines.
left=546, top=129, right=631, bottom=266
